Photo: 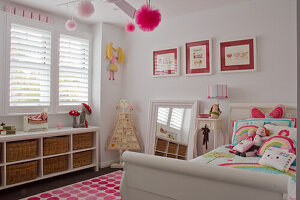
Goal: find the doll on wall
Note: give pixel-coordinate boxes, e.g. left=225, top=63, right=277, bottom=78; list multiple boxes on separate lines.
left=106, top=42, right=124, bottom=80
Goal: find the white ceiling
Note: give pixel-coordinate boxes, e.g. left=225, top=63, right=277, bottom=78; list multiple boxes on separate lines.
left=9, top=0, right=253, bottom=26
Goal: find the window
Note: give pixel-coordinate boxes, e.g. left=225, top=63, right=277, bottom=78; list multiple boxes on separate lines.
left=170, top=108, right=184, bottom=130
left=157, top=107, right=185, bottom=130
left=9, top=24, right=51, bottom=107
left=157, top=107, right=170, bottom=125
left=59, top=35, right=89, bottom=106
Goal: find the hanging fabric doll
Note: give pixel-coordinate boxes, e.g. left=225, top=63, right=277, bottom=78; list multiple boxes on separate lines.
left=201, top=124, right=210, bottom=150
left=106, top=42, right=124, bottom=80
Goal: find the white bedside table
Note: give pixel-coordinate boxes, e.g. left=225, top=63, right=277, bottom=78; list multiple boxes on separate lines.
left=194, top=118, right=225, bottom=155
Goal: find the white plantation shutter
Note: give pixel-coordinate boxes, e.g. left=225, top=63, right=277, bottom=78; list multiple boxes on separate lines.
left=59, top=35, right=89, bottom=106
left=170, top=108, right=184, bottom=130
left=157, top=107, right=170, bottom=125
left=9, top=24, right=51, bottom=106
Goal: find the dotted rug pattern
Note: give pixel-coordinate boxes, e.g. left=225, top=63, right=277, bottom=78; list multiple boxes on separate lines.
left=23, top=171, right=123, bottom=200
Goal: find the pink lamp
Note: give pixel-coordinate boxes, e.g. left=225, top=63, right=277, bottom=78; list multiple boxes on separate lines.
left=208, top=84, right=228, bottom=99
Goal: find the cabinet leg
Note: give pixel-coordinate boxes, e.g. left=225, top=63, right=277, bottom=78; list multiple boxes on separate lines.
left=193, top=130, right=198, bottom=157
left=213, top=128, right=217, bottom=149
left=221, top=128, right=226, bottom=145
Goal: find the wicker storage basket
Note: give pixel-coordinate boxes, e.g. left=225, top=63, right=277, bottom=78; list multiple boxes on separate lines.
left=177, top=156, right=186, bottom=160
left=73, top=150, right=92, bottom=168
left=43, top=155, right=68, bottom=175
left=178, top=145, right=187, bottom=156
left=6, top=161, right=38, bottom=185
left=6, top=140, right=38, bottom=162
left=43, top=136, right=69, bottom=156
left=168, top=142, right=177, bottom=154
left=167, top=154, right=176, bottom=159
left=73, top=132, right=93, bottom=150
left=155, top=151, right=165, bottom=157
left=156, top=139, right=167, bottom=152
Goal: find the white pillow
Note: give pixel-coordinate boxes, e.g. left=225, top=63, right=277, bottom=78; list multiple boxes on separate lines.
left=259, top=146, right=296, bottom=172
left=264, top=124, right=297, bottom=144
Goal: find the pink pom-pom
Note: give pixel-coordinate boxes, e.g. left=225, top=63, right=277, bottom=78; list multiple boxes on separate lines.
left=78, top=0, right=95, bottom=18
left=125, top=22, right=135, bottom=32
left=65, top=19, right=77, bottom=31
left=135, top=4, right=161, bottom=32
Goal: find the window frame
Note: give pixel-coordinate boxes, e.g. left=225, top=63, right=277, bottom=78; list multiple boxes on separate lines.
left=3, top=14, right=92, bottom=115
left=0, top=12, right=6, bottom=116
left=55, top=29, right=92, bottom=113
left=5, top=15, right=55, bottom=114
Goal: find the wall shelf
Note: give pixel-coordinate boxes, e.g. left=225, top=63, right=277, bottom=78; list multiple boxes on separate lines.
left=0, top=126, right=99, bottom=190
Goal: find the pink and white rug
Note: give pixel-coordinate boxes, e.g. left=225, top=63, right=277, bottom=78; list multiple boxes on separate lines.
left=23, top=171, right=123, bottom=200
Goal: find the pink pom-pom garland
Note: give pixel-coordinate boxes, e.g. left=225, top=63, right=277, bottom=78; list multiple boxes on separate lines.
left=125, top=22, right=135, bottom=32
left=135, top=4, right=161, bottom=32
left=77, top=0, right=95, bottom=18
left=65, top=19, right=77, bottom=31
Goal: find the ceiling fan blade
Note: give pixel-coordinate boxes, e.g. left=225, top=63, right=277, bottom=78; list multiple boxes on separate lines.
left=114, top=0, right=136, bottom=19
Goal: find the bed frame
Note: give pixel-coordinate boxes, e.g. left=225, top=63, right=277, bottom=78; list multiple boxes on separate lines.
left=120, top=103, right=296, bottom=200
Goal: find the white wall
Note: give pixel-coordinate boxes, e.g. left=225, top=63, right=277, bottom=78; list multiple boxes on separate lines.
left=122, top=0, right=297, bottom=154
left=91, top=23, right=125, bottom=166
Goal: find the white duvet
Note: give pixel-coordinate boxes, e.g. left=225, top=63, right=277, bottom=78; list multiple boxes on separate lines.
left=192, top=145, right=296, bottom=200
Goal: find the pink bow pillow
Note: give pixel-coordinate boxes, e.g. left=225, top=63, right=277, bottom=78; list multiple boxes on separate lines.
left=251, top=105, right=285, bottom=119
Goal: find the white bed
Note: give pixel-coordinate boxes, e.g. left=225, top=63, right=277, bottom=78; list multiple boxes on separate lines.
left=120, top=103, right=297, bottom=200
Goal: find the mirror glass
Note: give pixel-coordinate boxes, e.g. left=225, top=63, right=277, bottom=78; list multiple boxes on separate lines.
left=155, top=107, right=192, bottom=145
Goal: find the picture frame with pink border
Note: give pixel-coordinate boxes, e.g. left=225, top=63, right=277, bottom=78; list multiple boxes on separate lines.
left=153, top=47, right=180, bottom=77
left=23, top=10, right=32, bottom=18
left=185, top=39, right=212, bottom=76
left=4, top=6, right=15, bottom=14
left=31, top=12, right=40, bottom=20
left=219, top=37, right=257, bottom=73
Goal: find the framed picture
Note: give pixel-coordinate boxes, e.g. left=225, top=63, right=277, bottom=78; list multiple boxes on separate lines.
left=153, top=47, right=180, bottom=77
left=186, top=39, right=212, bottom=75
left=219, top=37, right=256, bottom=73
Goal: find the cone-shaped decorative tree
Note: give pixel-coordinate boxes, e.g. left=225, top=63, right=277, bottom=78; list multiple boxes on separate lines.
left=106, top=99, right=143, bottom=168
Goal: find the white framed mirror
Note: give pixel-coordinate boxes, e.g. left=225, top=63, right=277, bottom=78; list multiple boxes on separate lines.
left=145, top=100, right=199, bottom=160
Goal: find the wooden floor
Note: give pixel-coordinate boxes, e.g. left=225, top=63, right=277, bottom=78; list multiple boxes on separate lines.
left=0, top=167, right=119, bottom=200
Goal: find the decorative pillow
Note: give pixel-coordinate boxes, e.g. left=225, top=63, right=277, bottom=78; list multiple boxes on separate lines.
left=257, top=136, right=296, bottom=156
left=231, top=118, right=296, bottom=146
left=264, top=124, right=297, bottom=144
left=259, top=146, right=296, bottom=172
left=233, top=140, right=254, bottom=153
left=251, top=105, right=285, bottom=119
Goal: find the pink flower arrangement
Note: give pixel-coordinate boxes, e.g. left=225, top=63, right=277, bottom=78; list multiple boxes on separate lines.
left=115, top=105, right=120, bottom=110
left=128, top=104, right=134, bottom=111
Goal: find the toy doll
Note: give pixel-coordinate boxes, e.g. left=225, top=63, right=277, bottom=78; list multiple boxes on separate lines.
left=209, top=104, right=221, bottom=118
left=106, top=42, right=124, bottom=80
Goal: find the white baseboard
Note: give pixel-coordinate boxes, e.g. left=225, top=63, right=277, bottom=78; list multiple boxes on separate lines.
left=100, top=158, right=120, bottom=168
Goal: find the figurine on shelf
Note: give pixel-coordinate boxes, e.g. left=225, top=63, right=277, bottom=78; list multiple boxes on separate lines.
left=69, top=103, right=92, bottom=128
left=107, top=99, right=143, bottom=168
left=79, top=103, right=92, bottom=128
left=209, top=104, right=222, bottom=118
left=69, top=110, right=80, bottom=128
left=24, top=108, right=48, bottom=132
